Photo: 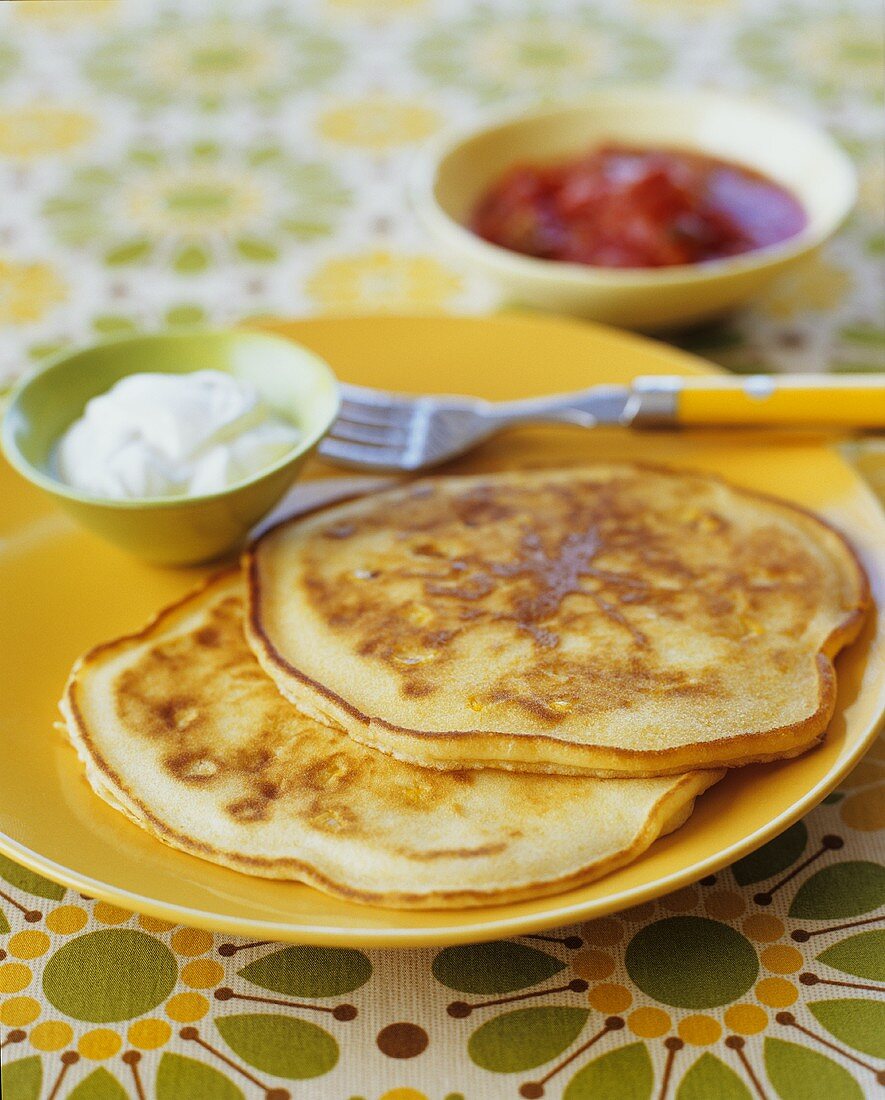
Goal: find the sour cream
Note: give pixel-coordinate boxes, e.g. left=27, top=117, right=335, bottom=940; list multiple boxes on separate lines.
left=56, top=370, right=301, bottom=499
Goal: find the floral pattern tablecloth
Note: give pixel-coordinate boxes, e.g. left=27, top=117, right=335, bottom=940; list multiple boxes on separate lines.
left=0, top=1, right=883, bottom=1098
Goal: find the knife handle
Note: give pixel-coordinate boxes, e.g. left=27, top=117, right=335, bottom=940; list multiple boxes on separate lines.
left=630, top=374, right=885, bottom=430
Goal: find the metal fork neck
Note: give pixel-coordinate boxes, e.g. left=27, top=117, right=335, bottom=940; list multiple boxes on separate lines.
left=487, top=385, right=647, bottom=429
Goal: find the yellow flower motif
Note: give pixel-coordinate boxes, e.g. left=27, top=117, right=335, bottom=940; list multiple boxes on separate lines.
left=124, top=167, right=267, bottom=236
left=0, top=996, right=40, bottom=1026
left=0, top=258, right=66, bottom=325
left=0, top=105, right=95, bottom=160
left=307, top=250, right=461, bottom=313
left=13, top=0, right=117, bottom=25
left=678, top=1014, right=722, bottom=1045
left=165, top=992, right=210, bottom=1022
left=128, top=1018, right=172, bottom=1050
left=78, top=1028, right=122, bottom=1060
left=763, top=255, right=852, bottom=319
left=30, top=1021, right=74, bottom=1051
left=319, top=96, right=440, bottom=151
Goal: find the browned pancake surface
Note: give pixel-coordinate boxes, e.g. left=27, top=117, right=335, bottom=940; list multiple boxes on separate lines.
left=62, top=574, right=721, bottom=907
left=246, top=465, right=868, bottom=775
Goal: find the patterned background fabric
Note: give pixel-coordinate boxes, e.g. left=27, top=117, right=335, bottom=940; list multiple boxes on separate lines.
left=0, top=1, right=882, bottom=1098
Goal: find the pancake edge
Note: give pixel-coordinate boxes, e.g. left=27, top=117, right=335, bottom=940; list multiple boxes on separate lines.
left=244, top=463, right=871, bottom=777
left=58, top=571, right=725, bottom=909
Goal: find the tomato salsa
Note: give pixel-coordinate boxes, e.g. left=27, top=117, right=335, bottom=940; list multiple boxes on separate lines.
left=470, top=145, right=807, bottom=269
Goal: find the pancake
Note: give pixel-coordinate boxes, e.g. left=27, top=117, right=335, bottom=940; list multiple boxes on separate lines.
left=245, top=464, right=868, bottom=777
left=60, top=573, right=722, bottom=909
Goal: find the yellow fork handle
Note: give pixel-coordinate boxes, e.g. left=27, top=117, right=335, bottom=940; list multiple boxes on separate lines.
left=632, top=374, right=885, bottom=430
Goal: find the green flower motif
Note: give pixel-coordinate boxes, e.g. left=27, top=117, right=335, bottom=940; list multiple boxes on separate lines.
left=739, top=4, right=884, bottom=101
left=0, top=40, right=20, bottom=85
left=435, top=824, right=885, bottom=1099
left=85, top=10, right=346, bottom=111
left=42, top=141, right=350, bottom=274
left=834, top=131, right=885, bottom=259
left=414, top=7, right=668, bottom=101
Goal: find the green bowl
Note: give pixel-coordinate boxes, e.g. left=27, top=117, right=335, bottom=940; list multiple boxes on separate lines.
left=1, top=329, right=340, bottom=565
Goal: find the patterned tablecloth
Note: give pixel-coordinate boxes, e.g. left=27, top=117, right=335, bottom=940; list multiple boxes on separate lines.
left=0, top=2, right=883, bottom=1098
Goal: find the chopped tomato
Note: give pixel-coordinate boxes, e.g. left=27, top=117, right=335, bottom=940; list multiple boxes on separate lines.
left=471, top=145, right=806, bottom=269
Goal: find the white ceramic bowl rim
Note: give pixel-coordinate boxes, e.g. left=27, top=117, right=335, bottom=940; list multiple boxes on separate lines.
left=411, top=87, right=857, bottom=287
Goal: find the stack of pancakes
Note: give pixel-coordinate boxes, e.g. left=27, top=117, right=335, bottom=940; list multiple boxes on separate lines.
left=61, top=465, right=869, bottom=908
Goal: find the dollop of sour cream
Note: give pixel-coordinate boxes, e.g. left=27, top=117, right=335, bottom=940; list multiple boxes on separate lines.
left=56, top=370, right=301, bottom=499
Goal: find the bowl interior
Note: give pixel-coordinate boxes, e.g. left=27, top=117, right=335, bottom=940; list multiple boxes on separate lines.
left=3, top=330, right=340, bottom=497
left=431, top=92, right=855, bottom=254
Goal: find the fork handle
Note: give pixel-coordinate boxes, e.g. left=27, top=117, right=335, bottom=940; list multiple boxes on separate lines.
left=627, top=374, right=885, bottom=429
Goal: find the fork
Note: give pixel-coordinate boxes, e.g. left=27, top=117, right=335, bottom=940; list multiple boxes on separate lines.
left=318, top=374, right=885, bottom=471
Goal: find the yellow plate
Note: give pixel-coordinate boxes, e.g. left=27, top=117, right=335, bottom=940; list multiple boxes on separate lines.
left=1, top=313, right=883, bottom=947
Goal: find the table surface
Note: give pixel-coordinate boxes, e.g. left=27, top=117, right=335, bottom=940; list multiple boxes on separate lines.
left=0, top=1, right=882, bottom=1099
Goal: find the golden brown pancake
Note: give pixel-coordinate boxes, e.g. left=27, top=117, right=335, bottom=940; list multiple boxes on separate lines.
left=60, top=573, right=721, bottom=908
left=246, top=465, right=868, bottom=777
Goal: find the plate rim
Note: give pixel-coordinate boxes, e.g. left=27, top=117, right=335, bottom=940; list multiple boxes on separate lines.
left=1, top=312, right=883, bottom=946
left=1, top=695, right=882, bottom=948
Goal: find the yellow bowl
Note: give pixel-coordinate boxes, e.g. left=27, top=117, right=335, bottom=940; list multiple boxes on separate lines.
left=1, top=329, right=340, bottom=566
left=411, top=89, right=856, bottom=330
